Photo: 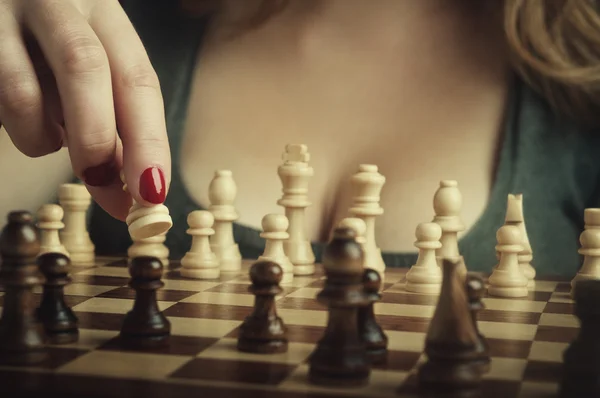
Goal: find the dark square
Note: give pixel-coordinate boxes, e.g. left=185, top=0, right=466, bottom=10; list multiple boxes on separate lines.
left=162, top=302, right=252, bottom=321
left=554, top=283, right=572, bottom=293
left=99, top=335, right=219, bottom=356
left=97, top=286, right=198, bottom=302
left=534, top=325, right=578, bottom=344
left=227, top=323, right=325, bottom=345
left=39, top=347, right=89, bottom=370
left=523, top=360, right=563, bottom=383
left=487, top=338, right=532, bottom=359
left=380, top=292, right=439, bottom=306
left=543, top=302, right=574, bottom=315
left=397, top=372, right=522, bottom=398
left=70, top=274, right=129, bottom=287
left=478, top=310, right=540, bottom=325
left=170, top=357, right=297, bottom=385
left=277, top=297, right=323, bottom=311
left=378, top=314, right=430, bottom=333
left=74, top=311, right=125, bottom=331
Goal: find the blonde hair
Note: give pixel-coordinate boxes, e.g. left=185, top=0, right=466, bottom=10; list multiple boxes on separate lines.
left=181, top=0, right=600, bottom=126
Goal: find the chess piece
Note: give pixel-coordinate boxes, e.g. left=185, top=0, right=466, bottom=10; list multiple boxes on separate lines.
left=37, top=204, right=69, bottom=257
left=128, top=231, right=169, bottom=267
left=238, top=260, right=288, bottom=354
left=465, top=274, right=491, bottom=374
left=122, top=171, right=172, bottom=240
left=559, top=279, right=600, bottom=398
left=405, top=222, right=443, bottom=294
left=418, top=258, right=483, bottom=393
left=432, top=180, right=467, bottom=278
left=257, top=214, right=294, bottom=284
left=58, top=183, right=95, bottom=265
left=308, top=227, right=371, bottom=387
left=571, top=209, right=600, bottom=295
left=504, top=194, right=535, bottom=287
left=0, top=211, right=47, bottom=365
left=37, top=252, right=79, bottom=344
left=208, top=170, right=242, bottom=272
left=349, top=164, right=386, bottom=278
left=358, top=268, right=388, bottom=364
left=120, top=256, right=171, bottom=348
left=181, top=211, right=220, bottom=279
left=277, top=144, right=316, bottom=275
left=488, top=225, right=529, bottom=297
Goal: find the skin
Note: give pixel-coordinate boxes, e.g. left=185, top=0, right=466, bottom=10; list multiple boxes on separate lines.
left=0, top=0, right=509, bottom=252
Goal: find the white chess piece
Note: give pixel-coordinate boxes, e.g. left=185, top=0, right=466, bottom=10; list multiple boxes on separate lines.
left=277, top=144, right=315, bottom=275
left=258, top=214, right=294, bottom=284
left=432, top=180, right=467, bottom=278
left=338, top=217, right=367, bottom=247
left=58, top=183, right=95, bottom=265
left=405, top=223, right=443, bottom=294
left=36, top=204, right=69, bottom=257
left=128, top=231, right=169, bottom=267
left=503, top=194, right=535, bottom=287
left=122, top=172, right=172, bottom=240
left=349, top=164, right=386, bottom=277
left=208, top=170, right=242, bottom=272
left=488, top=225, right=529, bottom=298
left=570, top=219, right=600, bottom=295
left=181, top=211, right=220, bottom=279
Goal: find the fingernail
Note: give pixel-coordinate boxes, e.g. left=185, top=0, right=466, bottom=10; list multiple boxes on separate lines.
left=83, top=160, right=118, bottom=187
left=139, top=166, right=166, bottom=204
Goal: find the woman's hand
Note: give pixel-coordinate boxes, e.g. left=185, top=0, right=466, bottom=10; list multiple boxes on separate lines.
left=0, top=0, right=171, bottom=220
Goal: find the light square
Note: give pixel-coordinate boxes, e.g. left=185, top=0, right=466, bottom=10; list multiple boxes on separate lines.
left=286, top=288, right=321, bottom=299
left=375, top=303, right=434, bottom=318
left=181, top=292, right=255, bottom=307
left=386, top=331, right=426, bottom=353
left=168, top=316, right=241, bottom=338
left=486, top=357, right=527, bottom=381
left=72, top=297, right=176, bottom=314
left=196, top=338, right=313, bottom=364
left=64, top=283, right=117, bottom=297
left=60, top=328, right=118, bottom=350
left=539, top=313, right=579, bottom=328
left=277, top=309, right=327, bottom=327
left=479, top=321, right=537, bottom=341
left=78, top=266, right=130, bottom=278
left=549, top=292, right=573, bottom=304
left=528, top=341, right=568, bottom=363
left=482, top=298, right=546, bottom=313
left=518, top=381, right=558, bottom=397
left=57, top=350, right=191, bottom=379
left=531, top=281, right=559, bottom=292
left=161, top=279, right=221, bottom=292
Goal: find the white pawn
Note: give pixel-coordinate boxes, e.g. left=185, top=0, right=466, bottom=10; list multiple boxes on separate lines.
left=258, top=214, right=294, bottom=284
left=208, top=170, right=242, bottom=272
left=128, top=231, right=169, bottom=267
left=488, top=225, right=529, bottom=298
left=432, top=180, right=467, bottom=278
left=570, top=227, right=600, bottom=295
left=504, top=193, right=535, bottom=287
left=58, top=183, right=94, bottom=265
left=180, top=211, right=220, bottom=279
left=405, top=223, right=443, bottom=294
left=121, top=171, right=172, bottom=240
left=37, top=204, right=69, bottom=257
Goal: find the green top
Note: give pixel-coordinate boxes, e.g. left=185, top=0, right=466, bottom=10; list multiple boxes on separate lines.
left=90, top=0, right=600, bottom=277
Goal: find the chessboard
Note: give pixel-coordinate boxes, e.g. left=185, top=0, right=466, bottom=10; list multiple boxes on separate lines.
left=0, top=256, right=574, bottom=398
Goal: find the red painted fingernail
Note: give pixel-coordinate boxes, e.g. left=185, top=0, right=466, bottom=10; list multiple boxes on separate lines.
left=139, top=166, right=166, bottom=204
left=83, top=160, right=118, bottom=187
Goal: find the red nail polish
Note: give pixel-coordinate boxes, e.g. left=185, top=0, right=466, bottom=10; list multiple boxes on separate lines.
left=139, top=167, right=166, bottom=204
left=83, top=161, right=118, bottom=187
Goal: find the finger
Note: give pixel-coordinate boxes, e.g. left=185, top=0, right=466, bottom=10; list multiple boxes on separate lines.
left=90, top=1, right=171, bottom=206
left=22, top=0, right=119, bottom=186
left=0, top=13, right=62, bottom=157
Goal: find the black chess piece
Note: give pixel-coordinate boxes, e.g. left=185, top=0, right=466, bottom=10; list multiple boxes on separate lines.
left=418, top=258, right=482, bottom=395
left=465, top=273, right=490, bottom=375
left=358, top=268, right=388, bottom=364
left=119, top=256, right=170, bottom=348
left=238, top=260, right=288, bottom=354
left=559, top=279, right=600, bottom=398
left=36, top=252, right=79, bottom=344
left=308, top=227, right=371, bottom=387
left=0, top=211, right=47, bottom=365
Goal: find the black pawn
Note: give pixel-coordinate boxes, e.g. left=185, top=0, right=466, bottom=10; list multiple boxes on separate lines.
left=0, top=211, right=46, bottom=365
left=465, top=274, right=490, bottom=374
left=237, top=260, right=288, bottom=354
left=358, top=268, right=388, bottom=364
left=37, top=252, right=79, bottom=344
left=559, top=279, right=600, bottom=398
left=309, top=227, right=371, bottom=387
left=119, top=256, right=170, bottom=348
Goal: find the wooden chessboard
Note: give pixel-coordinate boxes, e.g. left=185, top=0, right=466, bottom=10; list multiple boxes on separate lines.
left=0, top=257, right=575, bottom=397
